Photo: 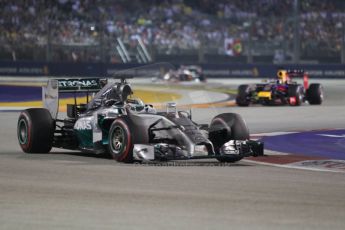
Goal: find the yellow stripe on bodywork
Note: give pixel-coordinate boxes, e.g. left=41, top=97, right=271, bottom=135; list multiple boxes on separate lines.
left=257, top=91, right=272, bottom=99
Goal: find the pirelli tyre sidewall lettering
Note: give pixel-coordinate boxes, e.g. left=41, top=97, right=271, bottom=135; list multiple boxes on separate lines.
left=109, top=119, right=132, bottom=162
left=17, top=112, right=32, bottom=151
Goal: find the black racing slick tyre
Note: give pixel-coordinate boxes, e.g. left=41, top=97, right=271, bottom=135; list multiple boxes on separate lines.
left=199, top=75, right=207, bottom=82
left=236, top=84, right=251, bottom=106
left=108, top=118, right=134, bottom=163
left=288, top=84, right=304, bottom=106
left=17, top=108, right=54, bottom=153
left=307, top=83, right=323, bottom=105
left=209, top=113, right=249, bottom=163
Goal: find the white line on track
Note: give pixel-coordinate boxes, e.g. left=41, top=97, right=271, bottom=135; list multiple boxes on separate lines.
left=244, top=159, right=345, bottom=173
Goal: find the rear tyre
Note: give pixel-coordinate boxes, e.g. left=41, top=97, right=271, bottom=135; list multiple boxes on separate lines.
left=17, top=108, right=54, bottom=153
left=199, top=75, right=207, bottom=82
left=307, top=83, right=323, bottom=105
left=209, top=113, right=249, bottom=163
left=108, top=118, right=134, bottom=163
left=236, top=85, right=251, bottom=106
left=288, top=84, right=304, bottom=106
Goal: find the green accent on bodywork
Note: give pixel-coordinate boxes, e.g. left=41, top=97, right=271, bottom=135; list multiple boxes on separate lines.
left=102, top=130, right=109, bottom=145
left=75, top=129, right=93, bottom=148
left=97, top=114, right=112, bottom=145
left=97, top=113, right=105, bottom=127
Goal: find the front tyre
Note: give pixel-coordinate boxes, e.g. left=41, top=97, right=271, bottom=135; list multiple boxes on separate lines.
left=209, top=113, right=249, bottom=163
left=236, top=85, right=251, bottom=106
left=288, top=84, right=304, bottom=106
left=17, top=108, right=54, bottom=153
left=108, top=118, right=134, bottom=163
left=307, top=83, right=323, bottom=105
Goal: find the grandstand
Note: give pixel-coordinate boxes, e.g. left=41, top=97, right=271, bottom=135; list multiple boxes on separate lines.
left=0, top=0, right=344, bottom=64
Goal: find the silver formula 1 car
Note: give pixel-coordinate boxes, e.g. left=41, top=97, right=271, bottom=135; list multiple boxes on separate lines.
left=17, top=65, right=263, bottom=163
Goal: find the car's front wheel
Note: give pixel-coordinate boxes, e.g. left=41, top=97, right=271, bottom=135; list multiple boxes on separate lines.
left=108, top=118, right=134, bottom=163
left=209, top=113, right=249, bottom=163
left=236, top=85, right=251, bottom=106
left=307, top=83, right=323, bottom=105
left=288, top=84, right=304, bottom=106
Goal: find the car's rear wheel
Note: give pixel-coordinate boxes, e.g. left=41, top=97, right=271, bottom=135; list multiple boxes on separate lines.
left=198, top=74, right=207, bottom=82
left=307, top=83, right=323, bottom=105
left=108, top=118, right=134, bottom=163
left=288, top=84, right=304, bottom=106
left=236, top=85, right=251, bottom=106
left=209, top=113, right=249, bottom=163
left=17, top=108, right=54, bottom=153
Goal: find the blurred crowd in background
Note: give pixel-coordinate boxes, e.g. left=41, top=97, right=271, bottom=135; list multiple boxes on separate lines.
left=0, top=0, right=344, bottom=63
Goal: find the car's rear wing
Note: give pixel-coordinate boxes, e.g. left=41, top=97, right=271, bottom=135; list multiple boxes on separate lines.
left=42, top=78, right=107, bottom=119
left=42, top=79, right=58, bottom=119
left=278, top=69, right=309, bottom=89
left=57, top=78, right=106, bottom=92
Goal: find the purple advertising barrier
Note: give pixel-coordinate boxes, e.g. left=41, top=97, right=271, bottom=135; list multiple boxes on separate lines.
left=262, top=130, right=345, bottom=160
left=0, top=85, right=87, bottom=103
left=0, top=85, right=40, bottom=102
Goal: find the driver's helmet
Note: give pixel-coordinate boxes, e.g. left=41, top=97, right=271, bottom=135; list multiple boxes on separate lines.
left=127, top=97, right=157, bottom=114
left=127, top=97, right=145, bottom=112
left=277, top=69, right=289, bottom=84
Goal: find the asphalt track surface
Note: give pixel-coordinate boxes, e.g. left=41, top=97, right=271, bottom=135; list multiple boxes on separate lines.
left=1, top=79, right=345, bottom=229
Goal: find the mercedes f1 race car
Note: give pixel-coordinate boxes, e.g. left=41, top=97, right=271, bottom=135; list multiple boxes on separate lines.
left=236, top=69, right=324, bottom=106
left=17, top=66, right=263, bottom=163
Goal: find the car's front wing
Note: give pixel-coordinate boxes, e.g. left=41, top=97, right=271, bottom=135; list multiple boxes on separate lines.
left=132, top=140, right=264, bottom=162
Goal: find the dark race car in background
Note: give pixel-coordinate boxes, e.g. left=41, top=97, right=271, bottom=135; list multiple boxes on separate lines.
left=236, top=69, right=324, bottom=106
left=17, top=64, right=262, bottom=163
left=153, top=65, right=206, bottom=83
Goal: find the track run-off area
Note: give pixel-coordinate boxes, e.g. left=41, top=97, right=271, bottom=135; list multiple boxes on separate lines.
left=0, top=78, right=345, bottom=229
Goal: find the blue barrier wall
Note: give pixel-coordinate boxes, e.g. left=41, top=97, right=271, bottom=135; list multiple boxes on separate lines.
left=0, top=61, right=344, bottom=78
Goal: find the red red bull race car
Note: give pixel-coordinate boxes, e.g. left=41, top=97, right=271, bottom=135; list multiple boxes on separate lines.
left=236, top=69, right=324, bottom=106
